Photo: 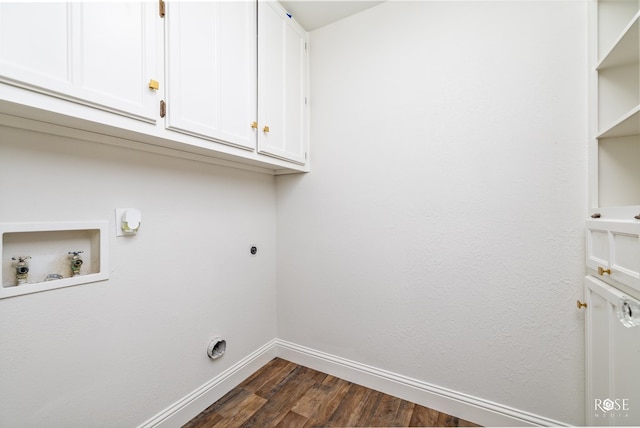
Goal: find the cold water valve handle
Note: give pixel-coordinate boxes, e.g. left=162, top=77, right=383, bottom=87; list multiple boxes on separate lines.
left=68, top=251, right=84, bottom=276
left=11, top=256, right=31, bottom=285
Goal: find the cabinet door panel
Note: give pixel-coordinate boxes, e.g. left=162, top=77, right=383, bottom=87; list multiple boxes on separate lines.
left=585, top=284, right=611, bottom=425
left=282, top=22, right=305, bottom=159
left=165, top=1, right=256, bottom=150
left=610, top=228, right=640, bottom=289
left=587, top=227, right=609, bottom=269
left=258, top=2, right=285, bottom=150
left=258, top=1, right=307, bottom=165
left=587, top=225, right=611, bottom=269
left=0, top=3, right=71, bottom=88
left=75, top=2, right=157, bottom=121
left=218, top=2, right=257, bottom=146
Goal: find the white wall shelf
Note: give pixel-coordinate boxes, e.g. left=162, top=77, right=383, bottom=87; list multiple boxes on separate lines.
left=0, top=221, right=108, bottom=299
left=597, top=10, right=639, bottom=70
left=598, top=105, right=640, bottom=138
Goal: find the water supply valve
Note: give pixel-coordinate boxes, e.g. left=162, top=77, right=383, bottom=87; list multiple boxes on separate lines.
left=68, top=251, right=84, bottom=276
left=11, top=256, right=31, bottom=285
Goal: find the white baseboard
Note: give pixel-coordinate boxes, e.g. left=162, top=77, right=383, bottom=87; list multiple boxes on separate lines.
left=274, top=339, right=570, bottom=427
left=140, top=338, right=569, bottom=428
left=137, top=339, right=278, bottom=428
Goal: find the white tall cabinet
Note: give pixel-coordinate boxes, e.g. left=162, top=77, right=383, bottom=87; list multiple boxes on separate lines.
left=585, top=0, right=640, bottom=425
left=0, top=1, right=309, bottom=173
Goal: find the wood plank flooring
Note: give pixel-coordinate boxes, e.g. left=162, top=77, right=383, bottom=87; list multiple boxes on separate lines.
left=183, top=358, right=481, bottom=428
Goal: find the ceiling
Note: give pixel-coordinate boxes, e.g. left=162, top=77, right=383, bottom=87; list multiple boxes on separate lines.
left=278, top=1, right=385, bottom=31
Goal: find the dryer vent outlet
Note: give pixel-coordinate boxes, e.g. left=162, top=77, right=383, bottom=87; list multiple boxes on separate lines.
left=207, top=338, right=226, bottom=360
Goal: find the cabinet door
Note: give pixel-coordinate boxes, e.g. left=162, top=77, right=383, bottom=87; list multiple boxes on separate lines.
left=258, top=1, right=308, bottom=165
left=585, top=275, right=640, bottom=426
left=165, top=1, right=257, bottom=150
left=0, top=2, right=159, bottom=123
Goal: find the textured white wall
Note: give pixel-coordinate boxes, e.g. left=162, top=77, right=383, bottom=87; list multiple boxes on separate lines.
left=276, top=1, right=587, bottom=424
left=0, top=126, right=277, bottom=427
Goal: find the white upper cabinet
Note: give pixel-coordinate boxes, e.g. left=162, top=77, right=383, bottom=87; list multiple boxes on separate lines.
left=0, top=2, right=159, bottom=123
left=165, top=1, right=257, bottom=150
left=258, top=1, right=308, bottom=165
left=590, top=0, right=640, bottom=219
left=0, top=1, right=309, bottom=173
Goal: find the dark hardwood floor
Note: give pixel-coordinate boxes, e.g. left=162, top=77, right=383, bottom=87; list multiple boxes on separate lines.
left=183, top=358, right=481, bottom=428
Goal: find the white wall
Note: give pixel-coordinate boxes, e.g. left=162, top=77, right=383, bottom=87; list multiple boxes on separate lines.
left=0, top=126, right=277, bottom=427
left=276, top=1, right=587, bottom=425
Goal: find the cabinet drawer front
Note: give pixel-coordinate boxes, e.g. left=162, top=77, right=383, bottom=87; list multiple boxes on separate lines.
left=586, top=220, right=640, bottom=293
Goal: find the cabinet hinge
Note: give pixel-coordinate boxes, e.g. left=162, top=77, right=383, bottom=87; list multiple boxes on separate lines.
left=159, top=0, right=166, bottom=18
left=160, top=100, right=166, bottom=118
